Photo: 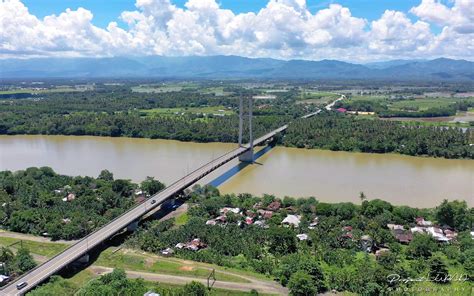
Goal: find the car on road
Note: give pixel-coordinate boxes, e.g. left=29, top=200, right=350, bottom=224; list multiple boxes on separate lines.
left=16, top=281, right=27, bottom=290
left=151, top=200, right=156, bottom=204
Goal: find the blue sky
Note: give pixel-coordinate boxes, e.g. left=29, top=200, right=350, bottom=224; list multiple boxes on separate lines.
left=3, top=0, right=471, bottom=61
left=23, top=0, right=422, bottom=27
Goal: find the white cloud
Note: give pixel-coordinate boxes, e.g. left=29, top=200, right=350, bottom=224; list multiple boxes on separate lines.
left=0, top=0, right=472, bottom=61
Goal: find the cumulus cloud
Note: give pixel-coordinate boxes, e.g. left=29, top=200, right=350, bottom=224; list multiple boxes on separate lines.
left=0, top=0, right=472, bottom=61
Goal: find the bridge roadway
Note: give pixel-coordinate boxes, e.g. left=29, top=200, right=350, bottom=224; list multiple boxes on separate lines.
left=1, top=125, right=288, bottom=295
left=2, top=96, right=343, bottom=295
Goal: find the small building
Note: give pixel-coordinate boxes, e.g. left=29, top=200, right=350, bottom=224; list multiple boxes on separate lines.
left=426, top=227, right=449, bottom=242
left=62, top=193, right=76, bottom=202
left=160, top=248, right=174, bottom=257
left=336, top=108, right=347, bottom=113
left=257, top=209, right=273, bottom=219
left=308, top=217, right=319, bottom=229
left=394, top=232, right=413, bottom=244
left=245, top=217, right=254, bottom=225
left=360, top=235, right=374, bottom=252
left=254, top=220, right=267, bottom=228
left=387, top=224, right=404, bottom=231
left=206, top=219, right=217, bottom=226
left=296, top=234, right=309, bottom=241
left=410, top=226, right=425, bottom=234
left=282, top=215, right=301, bottom=227
left=375, top=248, right=390, bottom=259
left=415, top=217, right=433, bottom=227
left=144, top=291, right=160, bottom=296
left=220, top=207, right=240, bottom=215
left=175, top=243, right=185, bottom=249
left=267, top=201, right=281, bottom=212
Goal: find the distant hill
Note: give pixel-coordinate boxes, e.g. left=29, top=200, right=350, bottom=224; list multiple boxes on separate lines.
left=0, top=56, right=472, bottom=81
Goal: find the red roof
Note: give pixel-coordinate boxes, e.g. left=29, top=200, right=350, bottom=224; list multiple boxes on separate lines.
left=336, top=108, right=347, bottom=113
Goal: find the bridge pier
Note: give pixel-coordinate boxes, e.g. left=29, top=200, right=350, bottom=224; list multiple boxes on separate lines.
left=76, top=254, right=90, bottom=264
left=126, top=221, right=139, bottom=232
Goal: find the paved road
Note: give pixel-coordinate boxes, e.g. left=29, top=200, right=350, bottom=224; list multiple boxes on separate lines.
left=1, top=97, right=342, bottom=295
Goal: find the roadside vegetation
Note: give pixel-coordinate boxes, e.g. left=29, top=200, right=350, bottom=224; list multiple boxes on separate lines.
left=0, top=167, right=164, bottom=240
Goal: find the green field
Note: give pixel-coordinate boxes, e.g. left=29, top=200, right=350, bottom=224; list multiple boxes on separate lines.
left=94, top=249, right=249, bottom=283
left=131, top=83, right=199, bottom=93
left=0, top=87, right=79, bottom=95
left=0, top=236, right=68, bottom=257
left=139, top=106, right=234, bottom=116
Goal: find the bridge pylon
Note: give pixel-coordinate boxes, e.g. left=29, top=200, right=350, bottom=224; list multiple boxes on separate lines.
left=238, top=95, right=254, bottom=162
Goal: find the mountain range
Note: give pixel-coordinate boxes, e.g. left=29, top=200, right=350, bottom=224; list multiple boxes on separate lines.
left=0, top=56, right=473, bottom=81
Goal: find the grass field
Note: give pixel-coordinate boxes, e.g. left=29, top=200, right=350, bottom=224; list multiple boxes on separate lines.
left=0, top=87, right=79, bottom=95
left=0, top=236, right=68, bottom=257
left=94, top=249, right=250, bottom=283
left=139, top=106, right=234, bottom=116
left=131, top=82, right=199, bottom=93
left=200, top=86, right=233, bottom=96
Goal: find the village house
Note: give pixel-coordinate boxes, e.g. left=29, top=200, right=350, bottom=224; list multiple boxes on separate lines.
left=160, top=248, right=174, bottom=257
left=267, top=201, right=281, bottom=212
left=387, top=224, right=404, bottom=231
left=282, top=215, right=301, bottom=227
left=360, top=235, right=374, bottom=252
left=375, top=248, right=390, bottom=259
left=296, top=234, right=309, bottom=241
left=219, top=207, right=240, bottom=215
left=308, top=217, right=319, bottom=229
left=62, top=193, right=75, bottom=202
left=415, top=217, right=433, bottom=227
left=257, top=209, right=273, bottom=219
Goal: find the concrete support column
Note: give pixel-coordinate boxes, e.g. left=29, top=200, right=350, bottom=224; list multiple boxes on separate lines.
left=238, top=94, right=243, bottom=146
left=239, top=96, right=254, bottom=163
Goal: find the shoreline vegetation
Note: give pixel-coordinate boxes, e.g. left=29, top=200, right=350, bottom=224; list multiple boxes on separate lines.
left=0, top=168, right=472, bottom=295
left=0, top=112, right=472, bottom=159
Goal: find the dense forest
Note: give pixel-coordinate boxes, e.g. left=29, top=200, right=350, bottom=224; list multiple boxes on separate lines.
left=283, top=113, right=473, bottom=159
left=0, top=167, right=164, bottom=240
left=126, top=185, right=473, bottom=295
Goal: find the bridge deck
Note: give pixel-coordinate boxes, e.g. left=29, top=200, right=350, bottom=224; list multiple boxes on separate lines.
left=1, top=124, right=288, bottom=296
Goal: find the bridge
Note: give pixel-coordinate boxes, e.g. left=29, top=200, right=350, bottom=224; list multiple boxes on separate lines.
left=1, top=96, right=342, bottom=295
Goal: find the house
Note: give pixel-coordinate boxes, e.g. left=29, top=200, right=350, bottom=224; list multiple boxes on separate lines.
left=415, top=217, right=433, bottom=227
left=282, top=215, right=301, bottom=227
left=62, top=193, right=76, bottom=202
left=175, top=243, right=185, bottom=249
left=144, top=291, right=160, bottom=296
left=444, top=229, right=457, bottom=240
left=342, top=226, right=353, bottom=232
left=470, top=231, right=474, bottom=240
left=394, top=232, right=413, bottom=244
left=387, top=224, right=404, bottom=231
left=336, top=108, right=347, bottom=113
left=160, top=248, right=174, bottom=257
left=308, top=217, right=319, bottom=229
left=206, top=219, right=217, bottom=226
left=245, top=217, right=254, bottom=225
left=375, top=248, right=390, bottom=259
left=61, top=218, right=71, bottom=224
left=257, top=209, right=273, bottom=219
left=296, top=234, right=309, bottom=241
left=185, top=238, right=206, bottom=251
left=267, top=201, right=281, bottom=211
left=254, top=220, right=267, bottom=228
left=220, top=207, right=240, bottom=215
left=360, top=235, right=374, bottom=252
left=426, top=227, right=449, bottom=242
left=215, top=215, right=227, bottom=223
left=410, top=226, right=425, bottom=234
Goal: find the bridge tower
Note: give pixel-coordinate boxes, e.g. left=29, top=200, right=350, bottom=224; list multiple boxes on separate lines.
left=238, top=95, right=254, bottom=162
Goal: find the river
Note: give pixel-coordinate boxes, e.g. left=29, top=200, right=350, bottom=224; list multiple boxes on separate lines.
left=0, top=135, right=472, bottom=208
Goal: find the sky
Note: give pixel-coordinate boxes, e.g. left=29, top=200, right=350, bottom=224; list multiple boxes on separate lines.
left=1, top=0, right=473, bottom=62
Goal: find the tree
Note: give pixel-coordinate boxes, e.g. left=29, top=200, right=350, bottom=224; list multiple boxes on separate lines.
left=140, top=176, right=165, bottom=195
left=183, top=281, right=208, bottom=296
left=406, top=234, right=437, bottom=259
left=288, top=271, right=317, bottom=296
left=268, top=227, right=297, bottom=255
left=12, top=247, right=36, bottom=274
left=98, top=169, right=114, bottom=181
left=429, top=255, right=450, bottom=284
left=436, top=200, right=469, bottom=230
